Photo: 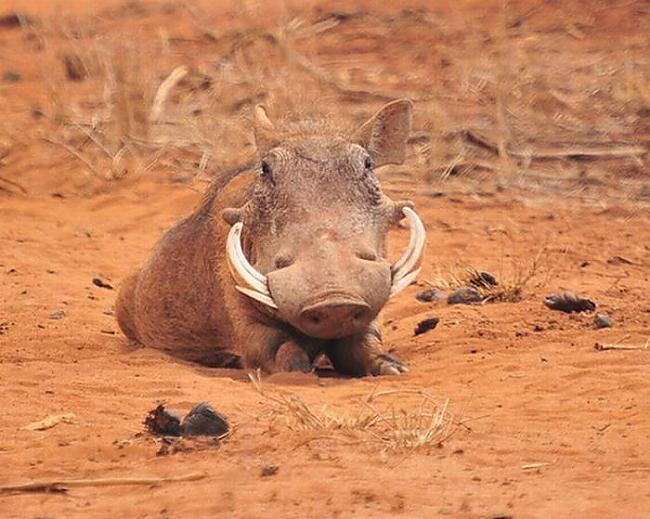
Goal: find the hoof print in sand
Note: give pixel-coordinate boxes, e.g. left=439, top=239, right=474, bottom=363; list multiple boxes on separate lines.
left=144, top=403, right=229, bottom=439
left=544, top=291, right=596, bottom=313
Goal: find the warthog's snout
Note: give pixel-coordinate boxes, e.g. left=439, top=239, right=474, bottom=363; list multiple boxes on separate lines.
left=299, top=297, right=372, bottom=339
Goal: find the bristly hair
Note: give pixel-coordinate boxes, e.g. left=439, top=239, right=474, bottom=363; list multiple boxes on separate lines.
left=271, top=114, right=353, bottom=143
left=194, top=110, right=356, bottom=219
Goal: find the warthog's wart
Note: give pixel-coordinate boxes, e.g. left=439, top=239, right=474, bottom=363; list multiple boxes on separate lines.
left=116, top=99, right=425, bottom=376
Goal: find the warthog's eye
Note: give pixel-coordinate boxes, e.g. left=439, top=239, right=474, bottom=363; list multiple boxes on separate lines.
left=260, top=160, right=273, bottom=182
left=364, top=155, right=374, bottom=172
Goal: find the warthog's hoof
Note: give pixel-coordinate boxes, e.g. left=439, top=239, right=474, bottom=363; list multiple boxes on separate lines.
left=274, top=340, right=312, bottom=373
left=370, top=353, right=408, bottom=376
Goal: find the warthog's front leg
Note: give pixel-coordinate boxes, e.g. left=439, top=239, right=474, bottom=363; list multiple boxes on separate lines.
left=236, top=316, right=314, bottom=373
left=326, top=323, right=408, bottom=376
left=273, top=340, right=312, bottom=373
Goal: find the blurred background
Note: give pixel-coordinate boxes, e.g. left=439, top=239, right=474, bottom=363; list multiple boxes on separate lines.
left=0, top=0, right=648, bottom=202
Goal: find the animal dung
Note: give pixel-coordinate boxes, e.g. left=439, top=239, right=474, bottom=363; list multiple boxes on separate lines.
left=414, top=317, right=440, bottom=336
left=261, top=464, right=279, bottom=477
left=544, top=291, right=596, bottom=313
left=447, top=286, right=483, bottom=305
left=468, top=270, right=498, bottom=288
left=92, top=277, right=113, bottom=290
left=181, top=402, right=229, bottom=438
left=63, top=54, right=87, bottom=82
left=144, top=404, right=182, bottom=436
left=144, top=402, right=230, bottom=438
left=416, top=288, right=444, bottom=303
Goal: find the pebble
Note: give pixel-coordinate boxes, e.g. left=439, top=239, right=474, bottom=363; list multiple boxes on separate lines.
left=447, top=286, right=483, bottom=305
left=594, top=313, right=612, bottom=329
left=416, top=288, right=444, bottom=303
left=544, top=291, right=596, bottom=313
left=414, top=317, right=440, bottom=336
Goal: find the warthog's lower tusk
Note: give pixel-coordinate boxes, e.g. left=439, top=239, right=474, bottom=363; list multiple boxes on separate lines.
left=390, top=207, right=425, bottom=297
left=235, top=285, right=278, bottom=309
left=226, top=222, right=278, bottom=309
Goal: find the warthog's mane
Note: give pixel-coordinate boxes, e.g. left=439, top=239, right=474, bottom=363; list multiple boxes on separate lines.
left=271, top=115, right=353, bottom=143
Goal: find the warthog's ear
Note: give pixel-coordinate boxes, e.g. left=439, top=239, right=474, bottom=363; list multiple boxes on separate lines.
left=352, top=99, right=413, bottom=167
left=253, top=105, right=280, bottom=152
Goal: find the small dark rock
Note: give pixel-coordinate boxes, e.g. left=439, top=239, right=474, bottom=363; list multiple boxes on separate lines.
left=63, top=54, right=87, bottom=81
left=544, top=291, right=596, bottom=313
left=447, top=286, right=483, bottom=305
left=594, top=313, right=612, bottom=329
left=0, top=321, right=10, bottom=335
left=144, top=404, right=182, bottom=436
left=3, top=70, right=21, bottom=82
left=422, top=189, right=445, bottom=198
left=414, top=317, right=440, bottom=336
left=181, top=402, right=230, bottom=438
left=92, top=277, right=113, bottom=290
left=469, top=271, right=498, bottom=288
left=607, top=256, right=634, bottom=266
left=0, top=13, right=24, bottom=28
left=416, top=287, right=444, bottom=303
left=49, top=310, right=65, bottom=320
left=261, top=464, right=279, bottom=477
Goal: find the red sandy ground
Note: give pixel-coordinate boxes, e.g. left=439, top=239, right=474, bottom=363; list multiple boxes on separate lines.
left=1, top=1, right=649, bottom=517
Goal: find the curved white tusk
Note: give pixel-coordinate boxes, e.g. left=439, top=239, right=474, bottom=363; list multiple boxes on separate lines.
left=226, top=223, right=278, bottom=310
left=227, top=223, right=268, bottom=289
left=235, top=285, right=278, bottom=309
left=391, top=209, right=418, bottom=274
left=390, top=267, right=421, bottom=297
left=391, top=207, right=426, bottom=280
left=390, top=207, right=425, bottom=297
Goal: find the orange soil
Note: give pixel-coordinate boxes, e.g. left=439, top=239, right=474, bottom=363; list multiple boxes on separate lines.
left=1, top=1, right=649, bottom=517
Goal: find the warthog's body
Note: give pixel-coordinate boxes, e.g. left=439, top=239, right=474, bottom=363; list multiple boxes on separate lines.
left=116, top=100, right=424, bottom=375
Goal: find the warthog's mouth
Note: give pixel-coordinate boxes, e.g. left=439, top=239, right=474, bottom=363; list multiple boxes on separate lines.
left=225, top=206, right=426, bottom=311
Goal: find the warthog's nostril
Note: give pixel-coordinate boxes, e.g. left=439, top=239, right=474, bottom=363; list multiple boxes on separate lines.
left=356, top=250, right=378, bottom=262
left=298, top=300, right=372, bottom=338
left=274, top=254, right=295, bottom=269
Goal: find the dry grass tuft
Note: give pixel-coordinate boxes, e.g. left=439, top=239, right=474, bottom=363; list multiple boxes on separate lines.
left=428, top=247, right=552, bottom=303
left=248, top=371, right=454, bottom=451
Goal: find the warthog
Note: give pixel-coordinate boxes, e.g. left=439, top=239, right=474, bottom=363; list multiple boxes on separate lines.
left=116, top=99, right=425, bottom=375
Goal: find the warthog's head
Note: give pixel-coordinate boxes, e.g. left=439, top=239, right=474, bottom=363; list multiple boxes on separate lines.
left=224, top=100, right=425, bottom=339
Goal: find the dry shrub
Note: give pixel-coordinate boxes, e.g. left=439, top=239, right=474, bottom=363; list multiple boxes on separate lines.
left=248, top=372, right=454, bottom=451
